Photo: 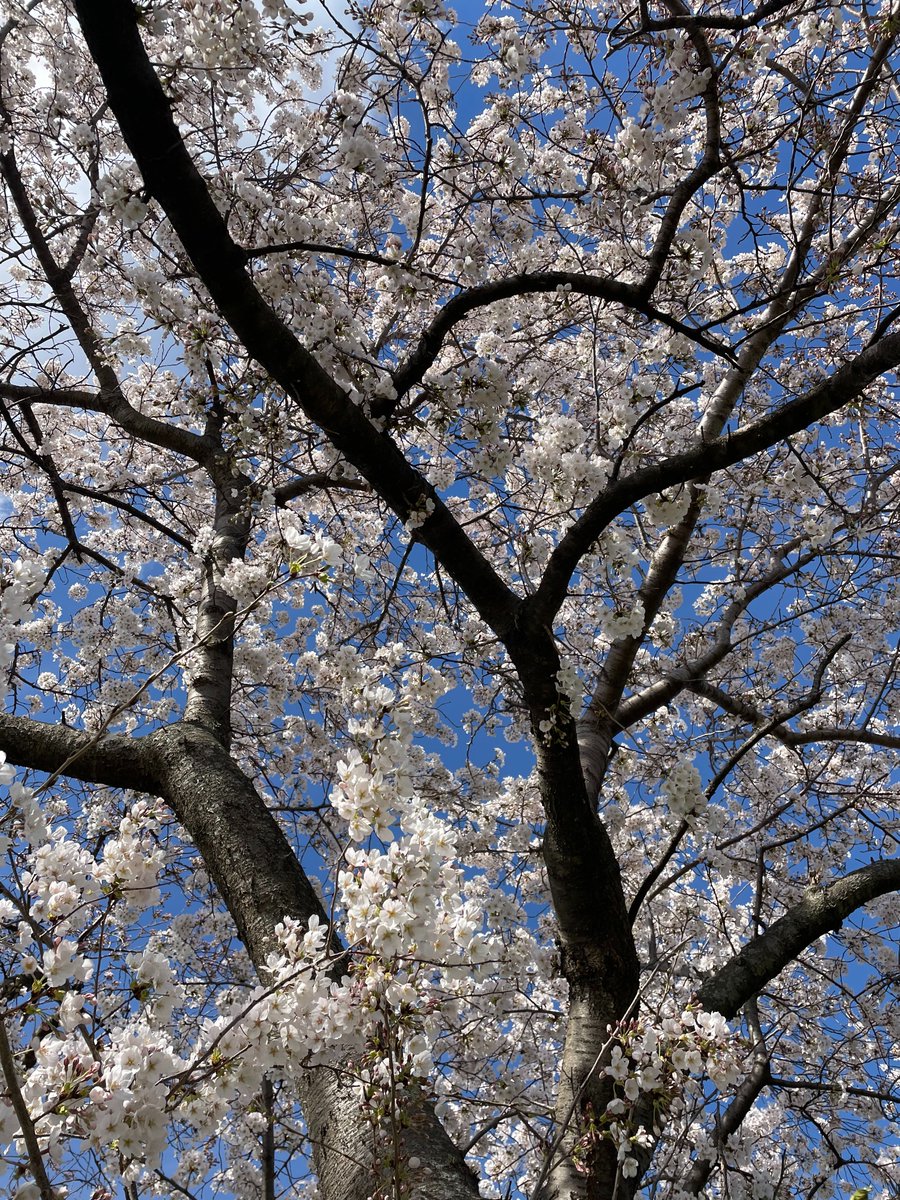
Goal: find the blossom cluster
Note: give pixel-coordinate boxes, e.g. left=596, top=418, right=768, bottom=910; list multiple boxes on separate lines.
left=0, top=558, right=45, bottom=671
left=663, top=759, right=707, bottom=823
left=330, top=682, right=494, bottom=1049
left=599, top=1007, right=745, bottom=1179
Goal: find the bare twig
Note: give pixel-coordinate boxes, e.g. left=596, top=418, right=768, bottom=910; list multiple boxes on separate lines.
left=0, top=1014, right=58, bottom=1200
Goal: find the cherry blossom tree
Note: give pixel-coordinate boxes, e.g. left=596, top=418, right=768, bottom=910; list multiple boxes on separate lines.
left=2, top=1, right=900, bottom=1198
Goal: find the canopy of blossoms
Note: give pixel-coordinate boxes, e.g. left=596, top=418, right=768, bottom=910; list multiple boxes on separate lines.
left=0, top=2, right=900, bottom=1199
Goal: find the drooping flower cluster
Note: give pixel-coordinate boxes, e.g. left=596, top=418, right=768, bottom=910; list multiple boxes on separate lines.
left=329, top=682, right=495, bottom=1081
left=0, top=558, right=45, bottom=672
left=597, top=1007, right=746, bottom=1180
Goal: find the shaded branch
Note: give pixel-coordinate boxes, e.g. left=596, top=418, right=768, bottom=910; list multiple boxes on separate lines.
left=0, top=379, right=209, bottom=465
left=59, top=481, right=194, bottom=550
left=0, top=398, right=192, bottom=550
left=0, top=147, right=212, bottom=467
left=640, top=0, right=723, bottom=294
left=767, top=1076, right=900, bottom=1107
left=622, top=0, right=798, bottom=36
left=578, top=487, right=706, bottom=804
left=0, top=711, right=157, bottom=794
left=702, top=633, right=850, bottom=800
left=274, top=471, right=370, bottom=505
left=381, top=272, right=734, bottom=416
left=688, top=679, right=900, bottom=751
left=243, top=238, right=451, bottom=286
left=624, top=630, right=846, bottom=928
left=0, top=393, right=83, bottom=561
left=0, top=1016, right=59, bottom=1200
left=613, top=545, right=817, bottom=732
left=697, top=858, right=900, bottom=1018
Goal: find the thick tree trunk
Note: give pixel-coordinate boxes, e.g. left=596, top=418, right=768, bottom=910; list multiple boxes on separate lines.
left=297, top=1071, right=480, bottom=1200
left=507, top=617, right=640, bottom=1200
left=181, top=481, right=250, bottom=749
left=535, top=767, right=639, bottom=1200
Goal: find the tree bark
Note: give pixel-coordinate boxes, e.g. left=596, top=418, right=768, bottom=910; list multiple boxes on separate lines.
left=508, top=622, right=640, bottom=1200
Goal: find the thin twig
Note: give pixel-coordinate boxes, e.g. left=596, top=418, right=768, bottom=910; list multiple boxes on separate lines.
left=0, top=1014, right=58, bottom=1200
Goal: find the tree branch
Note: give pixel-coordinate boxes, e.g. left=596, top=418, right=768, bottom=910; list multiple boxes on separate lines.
left=639, top=0, right=723, bottom=295
left=0, top=1015, right=59, bottom=1200
left=577, top=487, right=707, bottom=804
left=243, top=238, right=451, bottom=287
left=144, top=722, right=340, bottom=968
left=0, top=396, right=192, bottom=549
left=0, top=380, right=209, bottom=465
left=697, top=858, right=900, bottom=1018
left=612, top=545, right=817, bottom=733
left=380, top=273, right=734, bottom=416
left=620, top=0, right=797, bottom=36
left=0, top=711, right=157, bottom=793
left=274, top=471, right=370, bottom=505
left=0, top=146, right=212, bottom=469
left=688, top=679, right=900, bottom=751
